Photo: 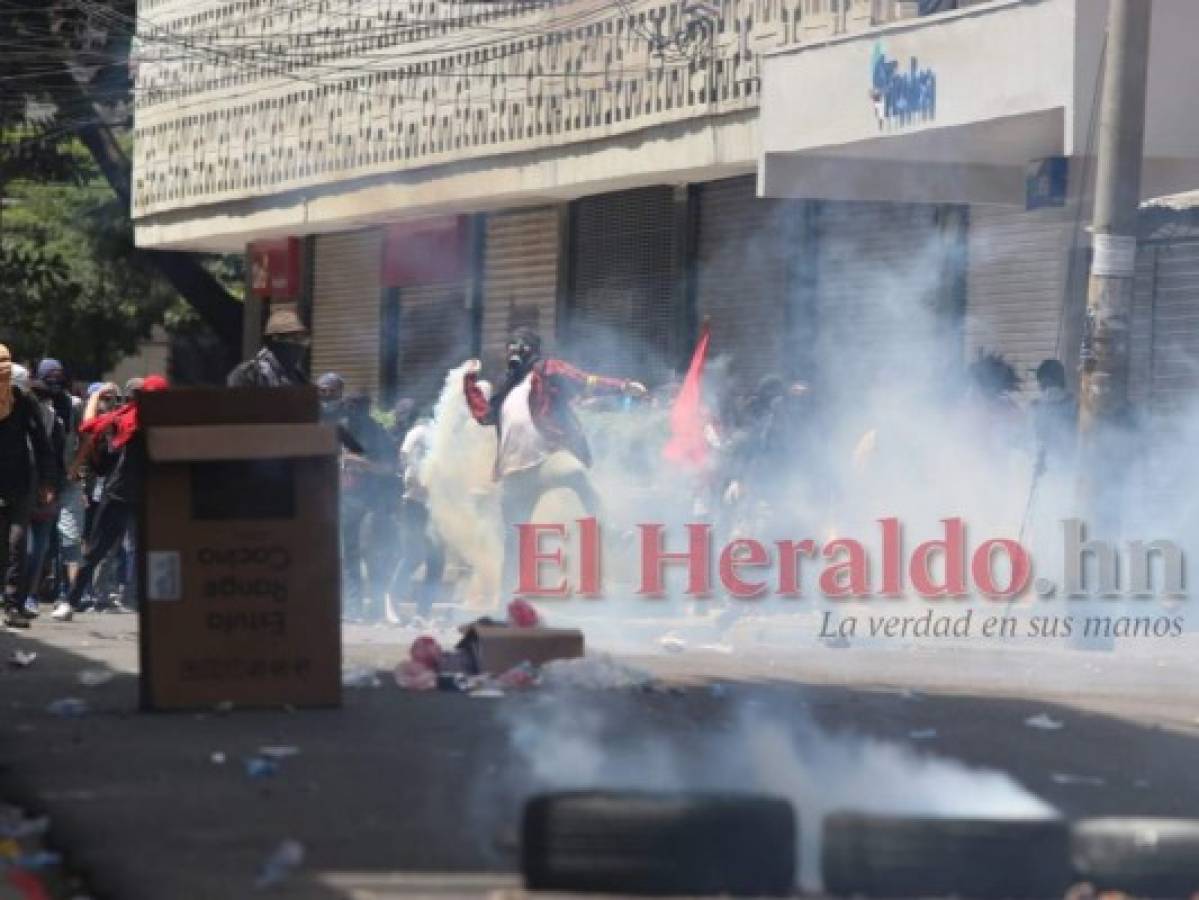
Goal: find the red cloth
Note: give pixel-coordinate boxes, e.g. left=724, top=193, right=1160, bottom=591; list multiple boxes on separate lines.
left=79, top=375, right=167, bottom=448
left=663, top=323, right=712, bottom=471
left=507, top=599, right=541, bottom=628
left=409, top=636, right=444, bottom=671
left=465, top=360, right=626, bottom=479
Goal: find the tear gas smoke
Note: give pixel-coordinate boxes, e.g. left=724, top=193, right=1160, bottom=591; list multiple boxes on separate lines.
left=413, top=221, right=1197, bottom=656
left=494, top=692, right=1055, bottom=892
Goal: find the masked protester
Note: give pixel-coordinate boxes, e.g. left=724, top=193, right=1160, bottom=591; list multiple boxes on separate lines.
left=227, top=308, right=310, bottom=387
left=0, top=346, right=56, bottom=628
left=337, top=392, right=397, bottom=621
left=1030, top=359, right=1077, bottom=475
left=54, top=375, right=168, bottom=621
left=317, top=372, right=346, bottom=422
left=463, top=328, right=647, bottom=596
left=23, top=378, right=69, bottom=617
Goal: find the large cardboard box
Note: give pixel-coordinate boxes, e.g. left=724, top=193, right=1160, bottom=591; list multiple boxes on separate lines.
left=137, top=387, right=341, bottom=710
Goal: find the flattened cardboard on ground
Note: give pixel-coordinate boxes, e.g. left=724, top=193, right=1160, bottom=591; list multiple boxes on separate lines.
left=461, top=625, right=584, bottom=674
left=137, top=387, right=342, bottom=711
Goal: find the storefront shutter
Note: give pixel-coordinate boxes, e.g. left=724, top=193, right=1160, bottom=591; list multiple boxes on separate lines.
left=694, top=176, right=798, bottom=394
left=965, top=204, right=1076, bottom=397
left=1129, top=239, right=1199, bottom=415
left=814, top=201, right=948, bottom=389
left=311, top=228, right=383, bottom=395
left=393, top=282, right=472, bottom=408
left=481, top=207, right=561, bottom=382
left=568, top=186, right=682, bottom=385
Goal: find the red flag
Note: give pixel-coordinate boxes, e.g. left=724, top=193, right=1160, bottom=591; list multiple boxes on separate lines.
left=662, top=321, right=712, bottom=471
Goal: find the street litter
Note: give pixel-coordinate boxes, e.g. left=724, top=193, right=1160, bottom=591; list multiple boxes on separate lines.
left=539, top=655, right=652, bottom=690
left=1051, top=773, right=1106, bottom=787
left=341, top=666, right=381, bottom=688
left=7, top=651, right=36, bottom=669
left=77, top=669, right=114, bottom=688
left=0, top=815, right=48, bottom=841
left=658, top=632, right=687, bottom=653
left=245, top=757, right=280, bottom=779
left=255, top=839, right=304, bottom=889
left=507, top=599, right=541, bottom=628
left=45, top=698, right=88, bottom=718
left=1025, top=713, right=1064, bottom=730
left=394, top=660, right=437, bottom=691
left=258, top=746, right=301, bottom=760
left=469, top=688, right=505, bottom=699
left=909, top=728, right=938, bottom=740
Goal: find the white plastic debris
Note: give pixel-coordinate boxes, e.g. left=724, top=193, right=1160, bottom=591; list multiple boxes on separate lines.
left=1025, top=713, right=1064, bottom=731
left=210, top=752, right=227, bottom=765
left=8, top=651, right=36, bottom=668
left=341, top=665, right=381, bottom=688
left=658, top=632, right=687, bottom=654
left=46, top=697, right=88, bottom=718
left=1051, top=773, right=1106, bottom=787
left=469, top=688, right=505, bottom=699
left=540, top=655, right=653, bottom=691
left=255, top=839, right=305, bottom=889
left=696, top=643, right=734, bottom=655
left=78, top=668, right=114, bottom=687
left=258, top=746, right=301, bottom=760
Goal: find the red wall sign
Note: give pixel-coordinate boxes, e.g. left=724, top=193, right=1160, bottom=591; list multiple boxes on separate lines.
left=382, top=217, right=467, bottom=288
left=248, top=237, right=302, bottom=300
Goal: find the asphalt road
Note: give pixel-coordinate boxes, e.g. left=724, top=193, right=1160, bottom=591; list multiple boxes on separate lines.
left=1, top=613, right=1197, bottom=899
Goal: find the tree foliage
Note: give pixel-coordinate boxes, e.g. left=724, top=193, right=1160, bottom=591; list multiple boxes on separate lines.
left=0, top=0, right=244, bottom=363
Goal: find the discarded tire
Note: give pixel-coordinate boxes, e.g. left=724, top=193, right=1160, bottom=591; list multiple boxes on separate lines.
left=1072, top=817, right=1199, bottom=897
left=821, top=813, right=1073, bottom=899
left=522, top=791, right=796, bottom=896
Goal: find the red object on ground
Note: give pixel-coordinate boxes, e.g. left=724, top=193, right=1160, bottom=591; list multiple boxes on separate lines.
left=394, top=660, right=438, bottom=691
left=496, top=664, right=538, bottom=690
left=507, top=599, right=541, bottom=628
left=409, top=636, right=443, bottom=671
left=7, top=869, right=51, bottom=900
left=662, top=322, right=712, bottom=471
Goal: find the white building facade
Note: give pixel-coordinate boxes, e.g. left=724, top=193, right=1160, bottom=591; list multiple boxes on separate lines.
left=130, top=0, right=1199, bottom=408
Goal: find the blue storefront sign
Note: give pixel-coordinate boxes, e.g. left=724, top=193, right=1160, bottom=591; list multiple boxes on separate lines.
left=870, top=41, right=937, bottom=128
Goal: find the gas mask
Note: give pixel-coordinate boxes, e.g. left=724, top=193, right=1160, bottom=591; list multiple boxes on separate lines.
left=271, top=335, right=310, bottom=371
left=505, top=330, right=541, bottom=377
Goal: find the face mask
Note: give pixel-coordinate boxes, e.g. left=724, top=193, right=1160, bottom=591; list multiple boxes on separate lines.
left=45, top=379, right=65, bottom=395
left=273, top=339, right=308, bottom=370
left=507, top=342, right=536, bottom=375
left=320, top=399, right=343, bottom=418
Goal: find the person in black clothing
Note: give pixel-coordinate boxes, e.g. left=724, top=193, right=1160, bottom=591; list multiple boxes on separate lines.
left=338, top=392, right=397, bottom=621
left=53, top=375, right=167, bottom=622
left=23, top=377, right=68, bottom=616
left=227, top=307, right=310, bottom=387
left=0, top=345, right=56, bottom=628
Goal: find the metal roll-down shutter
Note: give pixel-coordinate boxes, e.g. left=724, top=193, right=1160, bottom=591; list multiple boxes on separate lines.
left=814, top=202, right=949, bottom=388
left=694, top=176, right=798, bottom=394
left=481, top=207, right=561, bottom=381
left=965, top=204, right=1076, bottom=397
left=311, top=229, right=384, bottom=395
left=1129, top=239, right=1199, bottom=415
left=568, top=186, right=682, bottom=385
left=393, top=282, right=472, bottom=407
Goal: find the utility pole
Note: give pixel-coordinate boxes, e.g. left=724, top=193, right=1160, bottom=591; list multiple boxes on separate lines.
left=1078, top=0, right=1153, bottom=434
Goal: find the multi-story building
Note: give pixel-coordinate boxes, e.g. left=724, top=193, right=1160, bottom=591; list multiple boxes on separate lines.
left=131, top=0, right=1199, bottom=411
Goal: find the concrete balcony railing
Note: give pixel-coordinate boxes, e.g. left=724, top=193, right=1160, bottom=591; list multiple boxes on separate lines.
left=129, top=0, right=996, bottom=223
